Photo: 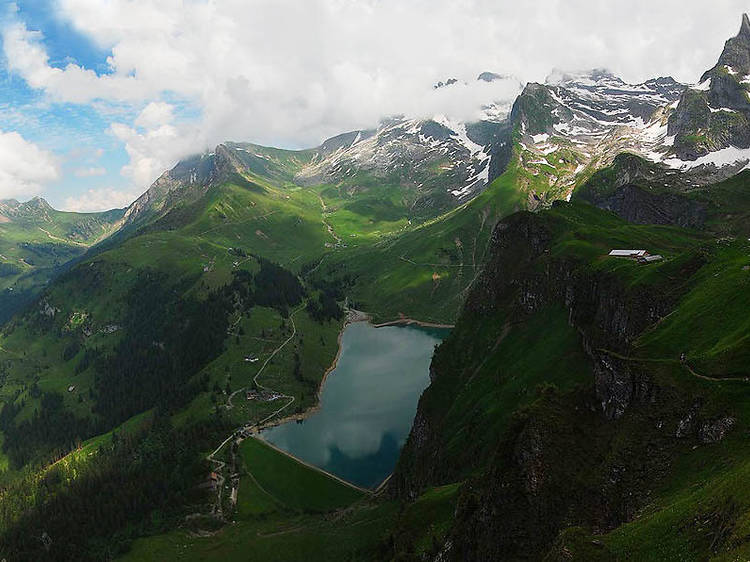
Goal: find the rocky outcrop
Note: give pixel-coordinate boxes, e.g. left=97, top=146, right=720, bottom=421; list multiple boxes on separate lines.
left=391, top=204, right=737, bottom=560
left=574, top=153, right=708, bottom=228
left=668, top=14, right=750, bottom=159
left=595, top=184, right=707, bottom=228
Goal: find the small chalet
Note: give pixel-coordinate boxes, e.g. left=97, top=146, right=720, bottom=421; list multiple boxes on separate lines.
left=608, top=249, right=647, bottom=258
left=608, top=249, right=663, bottom=264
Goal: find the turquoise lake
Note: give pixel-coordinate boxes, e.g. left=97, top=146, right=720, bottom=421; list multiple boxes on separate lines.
left=259, top=321, right=448, bottom=489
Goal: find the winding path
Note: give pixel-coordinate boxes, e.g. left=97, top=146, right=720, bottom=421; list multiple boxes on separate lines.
left=317, top=194, right=342, bottom=246
left=597, top=348, right=749, bottom=384
left=206, top=305, right=304, bottom=516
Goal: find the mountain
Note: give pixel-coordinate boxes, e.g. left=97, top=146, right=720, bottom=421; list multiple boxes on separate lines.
left=668, top=14, right=750, bottom=161
left=499, top=69, right=686, bottom=206
left=392, top=197, right=750, bottom=560
left=0, top=198, right=124, bottom=324
left=2, top=12, right=750, bottom=562
left=120, top=74, right=522, bottom=232
left=294, top=115, right=499, bottom=208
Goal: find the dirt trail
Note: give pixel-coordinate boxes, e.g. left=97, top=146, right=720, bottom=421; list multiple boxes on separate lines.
left=206, top=305, right=303, bottom=516
left=598, top=349, right=749, bottom=384
left=317, top=194, right=342, bottom=246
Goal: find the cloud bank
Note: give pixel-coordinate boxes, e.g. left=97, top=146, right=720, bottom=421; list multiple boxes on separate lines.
left=2, top=0, right=749, bottom=209
left=0, top=129, right=59, bottom=200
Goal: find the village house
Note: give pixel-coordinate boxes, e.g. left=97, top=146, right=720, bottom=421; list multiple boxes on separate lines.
left=608, top=249, right=663, bottom=264
left=608, top=249, right=648, bottom=258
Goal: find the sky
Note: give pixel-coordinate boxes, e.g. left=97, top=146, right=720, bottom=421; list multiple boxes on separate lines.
left=0, top=0, right=748, bottom=212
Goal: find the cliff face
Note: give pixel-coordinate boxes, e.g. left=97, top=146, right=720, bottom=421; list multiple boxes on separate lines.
left=574, top=153, right=708, bottom=229
left=391, top=204, right=736, bottom=560
left=668, top=14, right=750, bottom=159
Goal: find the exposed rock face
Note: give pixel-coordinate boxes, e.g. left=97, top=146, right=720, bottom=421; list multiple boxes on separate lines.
left=121, top=147, right=236, bottom=227
left=391, top=207, right=735, bottom=560
left=668, top=14, right=750, bottom=159
left=293, top=115, right=502, bottom=206
left=507, top=71, right=687, bottom=202
left=595, top=184, right=707, bottom=228
left=699, top=416, right=736, bottom=443
left=574, top=153, right=709, bottom=228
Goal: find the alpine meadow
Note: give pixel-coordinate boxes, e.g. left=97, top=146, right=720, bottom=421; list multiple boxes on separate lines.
left=1, top=3, right=750, bottom=561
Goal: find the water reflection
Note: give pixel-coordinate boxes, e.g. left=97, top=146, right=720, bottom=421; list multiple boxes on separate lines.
left=259, top=322, right=447, bottom=489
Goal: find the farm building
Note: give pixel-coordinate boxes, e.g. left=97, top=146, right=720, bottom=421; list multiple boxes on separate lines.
left=608, top=249, right=664, bottom=264
left=608, top=249, right=648, bottom=258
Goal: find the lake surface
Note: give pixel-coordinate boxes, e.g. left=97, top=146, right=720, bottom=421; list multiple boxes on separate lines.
left=258, top=321, right=448, bottom=489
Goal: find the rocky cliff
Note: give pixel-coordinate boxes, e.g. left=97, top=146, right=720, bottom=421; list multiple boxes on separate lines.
left=668, top=14, right=750, bottom=159
left=391, top=202, right=741, bottom=560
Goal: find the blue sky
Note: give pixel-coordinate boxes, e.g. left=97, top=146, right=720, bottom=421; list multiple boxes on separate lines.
left=0, top=0, right=748, bottom=212
left=0, top=1, right=135, bottom=209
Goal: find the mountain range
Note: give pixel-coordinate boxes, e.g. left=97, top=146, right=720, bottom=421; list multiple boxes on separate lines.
left=1, top=12, right=750, bottom=562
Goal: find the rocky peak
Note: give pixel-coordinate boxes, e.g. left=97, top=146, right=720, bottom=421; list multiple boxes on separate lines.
left=121, top=146, right=241, bottom=227
left=667, top=14, right=750, bottom=161
left=701, top=13, right=750, bottom=82
left=433, top=77, right=460, bottom=89
left=0, top=196, right=54, bottom=221
left=477, top=71, right=506, bottom=83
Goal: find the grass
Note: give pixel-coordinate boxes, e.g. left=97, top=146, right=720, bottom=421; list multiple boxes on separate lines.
left=120, top=436, right=387, bottom=562
left=6, top=131, right=750, bottom=561
left=239, top=437, right=364, bottom=513
left=120, top=502, right=397, bottom=562
left=0, top=203, right=123, bottom=322
left=412, top=306, right=594, bottom=477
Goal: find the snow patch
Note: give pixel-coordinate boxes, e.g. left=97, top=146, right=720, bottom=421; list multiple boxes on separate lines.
left=664, top=145, right=750, bottom=170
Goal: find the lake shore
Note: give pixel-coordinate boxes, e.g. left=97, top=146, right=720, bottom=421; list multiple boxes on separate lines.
left=254, top=309, right=447, bottom=488
left=256, top=308, right=451, bottom=433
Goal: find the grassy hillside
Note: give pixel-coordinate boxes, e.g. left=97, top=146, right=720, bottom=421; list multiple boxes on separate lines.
left=4, top=127, right=749, bottom=561
left=0, top=201, right=124, bottom=324
left=389, top=200, right=750, bottom=560
left=313, top=146, right=570, bottom=323
left=0, top=139, right=526, bottom=558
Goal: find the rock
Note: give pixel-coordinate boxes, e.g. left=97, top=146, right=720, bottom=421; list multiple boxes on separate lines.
left=698, top=416, right=736, bottom=443
left=669, top=14, right=750, bottom=159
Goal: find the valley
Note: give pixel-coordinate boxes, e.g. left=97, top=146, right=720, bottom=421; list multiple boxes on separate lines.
left=1, top=11, right=750, bottom=562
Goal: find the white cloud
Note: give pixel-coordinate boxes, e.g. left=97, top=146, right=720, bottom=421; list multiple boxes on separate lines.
left=3, top=0, right=750, bottom=200
left=0, top=130, right=60, bottom=199
left=109, top=121, right=201, bottom=188
left=134, top=102, right=174, bottom=129
left=73, top=166, right=105, bottom=177
left=61, top=186, right=139, bottom=212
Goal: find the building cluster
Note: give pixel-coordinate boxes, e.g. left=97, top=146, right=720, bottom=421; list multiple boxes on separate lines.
left=246, top=389, right=283, bottom=401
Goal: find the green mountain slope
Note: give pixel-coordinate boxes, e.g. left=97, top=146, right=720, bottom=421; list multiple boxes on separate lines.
left=3, top=15, right=750, bottom=559
left=0, top=198, right=124, bottom=324
left=389, top=199, right=750, bottom=560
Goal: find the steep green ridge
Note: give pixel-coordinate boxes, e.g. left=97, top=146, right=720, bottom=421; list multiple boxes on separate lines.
left=389, top=199, right=750, bottom=560
left=313, top=145, right=566, bottom=323
left=0, top=198, right=124, bottom=324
